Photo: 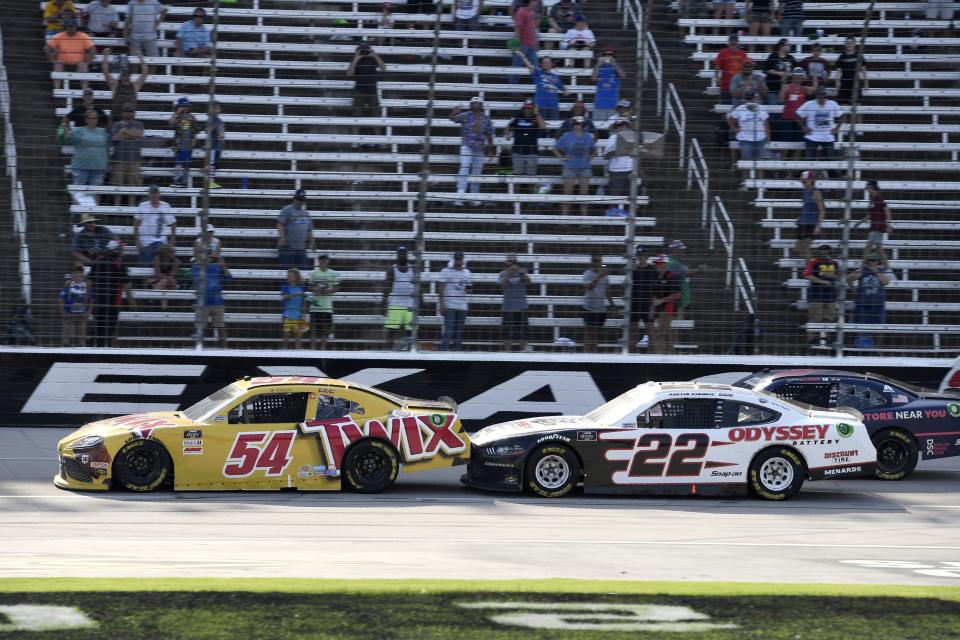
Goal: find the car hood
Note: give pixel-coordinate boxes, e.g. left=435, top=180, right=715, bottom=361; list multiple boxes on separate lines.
left=470, top=415, right=596, bottom=446
left=59, top=411, right=194, bottom=447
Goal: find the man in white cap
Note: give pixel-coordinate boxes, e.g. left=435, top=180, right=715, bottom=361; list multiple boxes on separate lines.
left=450, top=98, right=493, bottom=206
left=134, top=184, right=177, bottom=268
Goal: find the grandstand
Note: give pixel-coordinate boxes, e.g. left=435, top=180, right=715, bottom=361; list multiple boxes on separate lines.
left=1, top=0, right=957, bottom=355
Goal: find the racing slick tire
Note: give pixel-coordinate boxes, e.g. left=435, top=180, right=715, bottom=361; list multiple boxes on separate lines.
left=113, top=440, right=173, bottom=492
left=749, top=447, right=804, bottom=501
left=342, top=440, right=400, bottom=494
left=872, top=428, right=918, bottom=480
left=524, top=444, right=581, bottom=498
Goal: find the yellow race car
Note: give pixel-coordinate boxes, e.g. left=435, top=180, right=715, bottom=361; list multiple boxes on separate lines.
left=55, top=375, right=470, bottom=493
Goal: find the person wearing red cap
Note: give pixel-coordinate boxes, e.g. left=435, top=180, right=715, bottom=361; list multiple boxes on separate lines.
left=591, top=46, right=624, bottom=123
left=795, top=171, right=824, bottom=260
left=649, top=255, right=681, bottom=354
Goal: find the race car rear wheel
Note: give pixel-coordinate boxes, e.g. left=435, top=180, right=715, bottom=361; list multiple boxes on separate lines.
left=342, top=440, right=400, bottom=493
left=525, top=445, right=581, bottom=498
left=749, top=447, right=804, bottom=500
left=872, top=428, right=918, bottom=480
left=113, top=440, right=172, bottom=492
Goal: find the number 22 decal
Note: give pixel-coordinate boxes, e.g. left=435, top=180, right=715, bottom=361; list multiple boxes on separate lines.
left=627, top=433, right=710, bottom=478
left=223, top=430, right=296, bottom=478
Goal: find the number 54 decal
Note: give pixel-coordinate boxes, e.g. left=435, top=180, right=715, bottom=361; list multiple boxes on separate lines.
left=223, top=431, right=296, bottom=478
left=604, top=432, right=713, bottom=484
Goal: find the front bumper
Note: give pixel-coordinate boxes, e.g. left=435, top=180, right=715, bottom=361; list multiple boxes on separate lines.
left=461, top=447, right=524, bottom=492
left=53, top=453, right=110, bottom=491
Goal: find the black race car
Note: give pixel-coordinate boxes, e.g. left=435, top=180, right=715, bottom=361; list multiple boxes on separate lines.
left=733, top=369, right=960, bottom=479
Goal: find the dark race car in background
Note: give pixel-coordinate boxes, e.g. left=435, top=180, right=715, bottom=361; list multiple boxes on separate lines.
left=734, top=370, right=960, bottom=480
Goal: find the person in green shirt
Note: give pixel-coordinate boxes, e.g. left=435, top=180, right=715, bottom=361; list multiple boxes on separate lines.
left=67, top=110, right=109, bottom=184
left=307, top=254, right=339, bottom=350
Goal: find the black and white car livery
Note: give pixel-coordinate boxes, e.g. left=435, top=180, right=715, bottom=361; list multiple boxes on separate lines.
left=463, top=381, right=876, bottom=500
left=733, top=369, right=960, bottom=479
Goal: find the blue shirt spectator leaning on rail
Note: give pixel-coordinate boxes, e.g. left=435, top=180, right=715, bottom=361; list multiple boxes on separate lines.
left=451, top=98, right=494, bottom=206
left=175, top=8, right=212, bottom=57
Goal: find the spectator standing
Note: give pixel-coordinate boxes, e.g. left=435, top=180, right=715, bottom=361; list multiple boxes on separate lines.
left=89, top=239, right=133, bottom=347
left=729, top=60, right=769, bottom=107
left=277, top=189, right=316, bottom=268
left=44, top=0, right=77, bottom=39
left=602, top=118, right=636, bottom=199
left=777, top=68, right=811, bottom=150
left=628, top=251, right=655, bottom=351
left=102, top=49, right=149, bottom=122
left=382, top=246, right=414, bottom=348
left=581, top=255, right=616, bottom=352
left=517, top=53, right=565, bottom=120
left=83, top=0, right=119, bottom=37
left=547, top=0, right=580, bottom=47
left=855, top=180, right=892, bottom=262
left=591, top=47, right=625, bottom=122
left=803, top=244, right=838, bottom=346
left=799, top=43, right=830, bottom=89
left=72, top=214, right=117, bottom=265
left=124, top=0, right=166, bottom=59
left=207, top=100, right=225, bottom=189
left=60, top=266, right=92, bottom=346
left=727, top=91, right=770, bottom=183
left=66, top=110, right=110, bottom=191
left=510, top=0, right=540, bottom=85
left=439, top=252, right=472, bottom=351
left=451, top=98, right=494, bottom=206
left=169, top=97, right=196, bottom=187
left=192, top=255, right=230, bottom=348
left=562, top=18, right=595, bottom=68
left=175, top=8, right=212, bottom=57
left=713, top=35, right=749, bottom=103
left=110, top=104, right=144, bottom=205
left=778, top=0, right=804, bottom=37
left=505, top=100, right=545, bottom=193
left=499, top=254, right=531, bottom=351
left=134, top=184, right=176, bottom=267
left=834, top=36, right=869, bottom=105
left=796, top=88, right=843, bottom=160
left=763, top=38, right=796, bottom=105
left=599, top=98, right=633, bottom=129
left=666, top=239, right=698, bottom=318
left=307, top=254, right=340, bottom=350
left=148, top=244, right=179, bottom=308
left=346, top=43, right=386, bottom=145
left=558, top=100, right=596, bottom=135
left=649, top=254, right=681, bottom=354
left=744, top=0, right=773, bottom=52
left=64, top=87, right=108, bottom=128
left=281, top=268, right=307, bottom=350
left=554, top=116, right=595, bottom=215
left=453, top=0, right=483, bottom=30
left=46, top=18, right=95, bottom=88
left=848, top=252, right=891, bottom=350
left=795, top=171, right=825, bottom=260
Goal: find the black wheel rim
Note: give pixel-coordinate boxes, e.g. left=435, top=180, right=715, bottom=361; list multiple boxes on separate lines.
left=355, top=450, right=389, bottom=484
left=877, top=438, right=907, bottom=473
left=126, top=448, right=159, bottom=481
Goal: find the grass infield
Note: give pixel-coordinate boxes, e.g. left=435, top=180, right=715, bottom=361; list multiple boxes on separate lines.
left=1, top=580, right=959, bottom=639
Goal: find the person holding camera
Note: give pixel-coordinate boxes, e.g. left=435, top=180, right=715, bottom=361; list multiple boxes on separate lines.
left=582, top=255, right=617, bottom=353
left=591, top=47, right=625, bottom=123
left=561, top=17, right=595, bottom=68
left=347, top=43, right=386, bottom=145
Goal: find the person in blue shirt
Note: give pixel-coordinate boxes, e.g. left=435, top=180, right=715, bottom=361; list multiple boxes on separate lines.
left=553, top=116, right=595, bottom=215
left=518, top=52, right=565, bottom=120
left=848, top=252, right=891, bottom=350
left=281, top=268, right=306, bottom=349
left=192, top=255, right=231, bottom=348
left=175, top=8, right=212, bottom=57
left=591, top=46, right=625, bottom=123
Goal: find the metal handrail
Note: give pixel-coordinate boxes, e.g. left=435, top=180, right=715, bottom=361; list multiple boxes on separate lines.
left=664, top=83, right=685, bottom=168
left=708, top=195, right=735, bottom=288
left=645, top=31, right=664, bottom=117
left=734, top=257, right=757, bottom=316
left=687, top=137, right=709, bottom=227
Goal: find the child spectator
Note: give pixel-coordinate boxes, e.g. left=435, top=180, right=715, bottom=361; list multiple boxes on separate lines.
left=505, top=101, right=546, bottom=193
left=46, top=18, right=95, bottom=89
left=855, top=180, right=892, bottom=262
left=439, top=252, right=472, bottom=351
left=553, top=116, right=595, bottom=215
left=169, top=97, right=197, bottom=188
left=192, top=255, right=230, bottom=348
left=795, top=171, right=825, bottom=260
left=517, top=53, right=565, bottom=120
left=591, top=47, right=625, bottom=122
left=60, top=266, right=92, bottom=346
left=499, top=254, right=531, bottom=352
left=307, top=254, right=339, bottom=350
left=208, top=100, right=225, bottom=189
left=803, top=244, right=838, bottom=347
left=547, top=0, right=580, bottom=46
left=281, top=268, right=306, bottom=350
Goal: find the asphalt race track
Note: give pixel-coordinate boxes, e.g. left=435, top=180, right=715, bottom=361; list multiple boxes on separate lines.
left=3, top=427, right=960, bottom=585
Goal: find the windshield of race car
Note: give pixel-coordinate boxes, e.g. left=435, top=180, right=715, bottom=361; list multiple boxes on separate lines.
left=182, top=382, right=247, bottom=422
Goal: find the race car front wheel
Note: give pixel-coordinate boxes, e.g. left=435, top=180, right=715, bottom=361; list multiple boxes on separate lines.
left=872, top=428, right=918, bottom=480
left=525, top=445, right=581, bottom=498
left=113, top=440, right=172, bottom=492
left=343, top=440, right=400, bottom=493
left=749, top=447, right=804, bottom=500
